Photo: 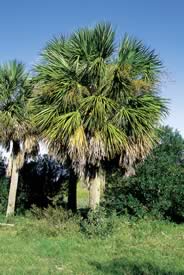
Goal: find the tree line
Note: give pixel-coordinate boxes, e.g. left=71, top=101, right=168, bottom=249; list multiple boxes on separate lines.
left=0, top=23, right=168, bottom=216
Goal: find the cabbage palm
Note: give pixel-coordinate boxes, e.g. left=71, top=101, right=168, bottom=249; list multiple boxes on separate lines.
left=33, top=23, right=167, bottom=209
left=0, top=60, right=36, bottom=216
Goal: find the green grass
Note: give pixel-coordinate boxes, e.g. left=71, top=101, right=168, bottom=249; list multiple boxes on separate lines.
left=0, top=216, right=184, bottom=274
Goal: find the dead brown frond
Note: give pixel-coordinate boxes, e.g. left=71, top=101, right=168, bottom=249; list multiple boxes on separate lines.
left=88, top=131, right=106, bottom=165
left=68, top=126, right=88, bottom=175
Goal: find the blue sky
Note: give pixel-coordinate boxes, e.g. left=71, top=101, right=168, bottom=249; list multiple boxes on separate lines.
left=0, top=0, right=183, bottom=135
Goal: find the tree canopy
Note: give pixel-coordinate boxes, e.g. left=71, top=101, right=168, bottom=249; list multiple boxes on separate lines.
left=32, top=23, right=167, bottom=179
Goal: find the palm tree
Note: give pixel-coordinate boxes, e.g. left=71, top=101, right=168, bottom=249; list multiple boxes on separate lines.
left=32, top=23, right=167, bottom=210
left=0, top=60, right=36, bottom=216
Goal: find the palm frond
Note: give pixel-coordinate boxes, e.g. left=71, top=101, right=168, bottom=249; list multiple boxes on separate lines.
left=88, top=131, right=106, bottom=165
left=80, top=95, right=117, bottom=130
left=102, top=123, right=127, bottom=159
left=93, top=22, right=115, bottom=60
left=45, top=111, right=82, bottom=143
left=0, top=60, right=32, bottom=142
left=114, top=94, right=168, bottom=138
left=118, top=34, right=162, bottom=82
left=68, top=125, right=88, bottom=174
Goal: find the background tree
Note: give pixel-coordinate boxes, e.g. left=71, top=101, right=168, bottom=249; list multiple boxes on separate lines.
left=0, top=60, right=36, bottom=216
left=32, top=23, right=167, bottom=210
left=0, top=154, right=68, bottom=214
left=104, top=126, right=184, bottom=222
left=18, top=154, right=68, bottom=211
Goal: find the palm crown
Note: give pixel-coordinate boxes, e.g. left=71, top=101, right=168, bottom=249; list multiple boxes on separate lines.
left=33, top=23, right=167, bottom=176
left=0, top=60, right=32, bottom=148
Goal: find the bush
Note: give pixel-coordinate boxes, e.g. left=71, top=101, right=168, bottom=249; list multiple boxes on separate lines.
left=80, top=207, right=116, bottom=238
left=104, top=127, right=184, bottom=222
left=18, top=206, right=117, bottom=239
left=18, top=206, right=81, bottom=237
left=103, top=170, right=147, bottom=218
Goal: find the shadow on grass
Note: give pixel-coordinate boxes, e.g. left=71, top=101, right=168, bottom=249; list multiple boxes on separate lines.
left=90, top=258, right=184, bottom=275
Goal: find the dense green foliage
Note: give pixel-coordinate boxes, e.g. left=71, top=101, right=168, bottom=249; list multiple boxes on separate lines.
left=104, top=127, right=184, bottom=222
left=80, top=207, right=116, bottom=238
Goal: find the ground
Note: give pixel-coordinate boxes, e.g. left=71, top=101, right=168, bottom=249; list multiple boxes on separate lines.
left=0, top=216, right=184, bottom=275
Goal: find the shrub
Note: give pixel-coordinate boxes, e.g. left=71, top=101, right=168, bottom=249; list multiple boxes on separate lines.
left=80, top=207, right=116, bottom=238
left=18, top=206, right=117, bottom=239
left=19, top=206, right=81, bottom=237
left=103, top=127, right=184, bottom=222
left=103, top=170, right=147, bottom=218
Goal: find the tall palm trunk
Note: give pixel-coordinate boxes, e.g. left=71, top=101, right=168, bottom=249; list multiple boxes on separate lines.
left=89, top=167, right=105, bottom=210
left=6, top=141, right=22, bottom=217
left=67, top=168, right=78, bottom=212
left=6, top=156, right=19, bottom=216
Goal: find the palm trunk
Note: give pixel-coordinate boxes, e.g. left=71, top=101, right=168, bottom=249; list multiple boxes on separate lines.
left=67, top=168, right=78, bottom=212
left=6, top=157, right=19, bottom=216
left=89, top=168, right=105, bottom=210
left=6, top=141, right=22, bottom=217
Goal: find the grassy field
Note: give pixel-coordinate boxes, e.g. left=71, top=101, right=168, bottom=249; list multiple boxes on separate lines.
left=0, top=215, right=184, bottom=275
